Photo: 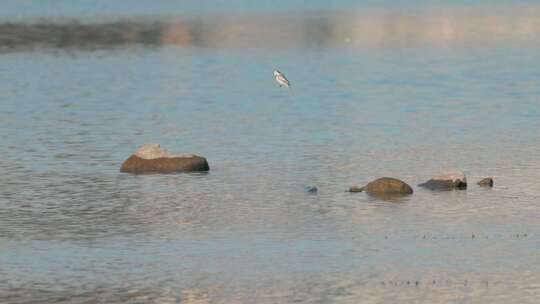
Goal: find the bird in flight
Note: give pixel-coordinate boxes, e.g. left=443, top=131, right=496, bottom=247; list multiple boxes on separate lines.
left=273, top=69, right=290, bottom=88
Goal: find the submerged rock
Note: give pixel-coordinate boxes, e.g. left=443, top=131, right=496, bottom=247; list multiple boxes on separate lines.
left=120, top=144, right=209, bottom=174
left=364, top=177, right=413, bottom=197
left=477, top=177, right=494, bottom=187
left=348, top=186, right=364, bottom=193
left=305, top=186, right=318, bottom=194
left=418, top=172, right=467, bottom=190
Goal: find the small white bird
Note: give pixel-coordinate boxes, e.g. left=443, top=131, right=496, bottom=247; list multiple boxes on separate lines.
left=273, top=69, right=290, bottom=88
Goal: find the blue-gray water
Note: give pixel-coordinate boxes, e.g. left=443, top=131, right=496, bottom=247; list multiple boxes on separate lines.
left=1, top=2, right=540, bottom=303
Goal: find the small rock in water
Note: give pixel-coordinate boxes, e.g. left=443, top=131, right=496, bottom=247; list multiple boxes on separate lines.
left=305, top=186, right=318, bottom=194
left=120, top=144, right=209, bottom=174
left=363, top=177, right=413, bottom=198
left=477, top=177, right=494, bottom=187
left=418, top=171, right=467, bottom=190
left=348, top=186, right=364, bottom=193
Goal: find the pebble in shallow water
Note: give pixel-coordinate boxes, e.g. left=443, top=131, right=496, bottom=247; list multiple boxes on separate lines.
left=305, top=186, right=318, bottom=194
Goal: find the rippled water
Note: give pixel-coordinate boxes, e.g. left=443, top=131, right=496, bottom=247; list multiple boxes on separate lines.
left=1, top=2, right=540, bottom=303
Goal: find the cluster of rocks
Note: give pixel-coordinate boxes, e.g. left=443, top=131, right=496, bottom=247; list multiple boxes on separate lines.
left=120, top=144, right=494, bottom=200
left=347, top=172, right=493, bottom=199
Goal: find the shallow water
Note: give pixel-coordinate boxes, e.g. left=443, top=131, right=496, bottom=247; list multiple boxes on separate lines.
left=1, top=2, right=540, bottom=303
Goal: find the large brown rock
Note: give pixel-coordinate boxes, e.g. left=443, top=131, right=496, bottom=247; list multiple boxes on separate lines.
left=418, top=172, right=467, bottom=190
left=364, top=177, right=413, bottom=196
left=120, top=144, right=209, bottom=174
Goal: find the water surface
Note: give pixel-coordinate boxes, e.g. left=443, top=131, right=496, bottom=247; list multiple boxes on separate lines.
left=1, top=2, right=539, bottom=303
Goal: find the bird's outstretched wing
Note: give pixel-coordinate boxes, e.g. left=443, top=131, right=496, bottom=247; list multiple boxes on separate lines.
left=276, top=74, right=290, bottom=87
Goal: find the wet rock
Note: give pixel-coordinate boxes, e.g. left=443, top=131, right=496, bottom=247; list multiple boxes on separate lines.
left=348, top=186, right=364, bottom=193
left=120, top=144, right=209, bottom=174
left=418, top=172, right=467, bottom=190
left=305, top=186, right=318, bottom=194
left=364, top=177, right=413, bottom=197
left=477, top=177, right=494, bottom=187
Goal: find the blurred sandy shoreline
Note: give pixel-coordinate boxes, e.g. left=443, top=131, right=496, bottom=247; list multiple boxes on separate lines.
left=1, top=5, right=539, bottom=51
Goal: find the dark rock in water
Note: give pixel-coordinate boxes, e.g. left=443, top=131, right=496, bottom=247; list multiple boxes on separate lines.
left=120, top=144, right=209, bottom=174
left=477, top=177, right=494, bottom=187
left=418, top=172, right=467, bottom=190
left=364, top=177, right=413, bottom=197
left=348, top=186, right=364, bottom=193
left=305, top=186, right=318, bottom=194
